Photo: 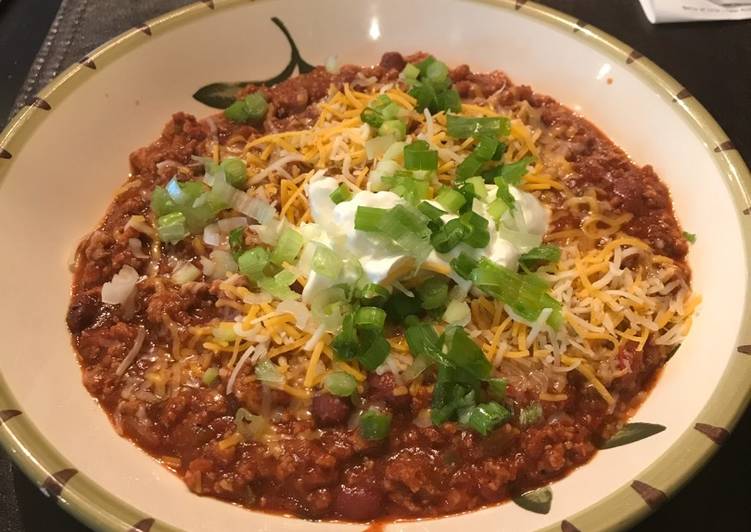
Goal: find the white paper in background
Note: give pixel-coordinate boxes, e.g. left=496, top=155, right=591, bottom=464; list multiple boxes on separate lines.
left=639, top=0, right=751, bottom=22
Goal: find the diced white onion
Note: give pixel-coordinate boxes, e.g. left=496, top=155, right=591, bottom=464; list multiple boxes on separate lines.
left=382, top=141, right=406, bottom=161
left=125, top=215, right=155, bottom=237
left=127, top=238, right=149, bottom=259
left=231, top=192, right=277, bottom=224
left=172, top=262, right=201, bottom=285
left=101, top=265, right=139, bottom=305
left=209, top=250, right=238, bottom=280
left=115, top=327, right=146, bottom=377
left=200, top=256, right=215, bottom=277
left=203, top=223, right=222, bottom=246
left=249, top=221, right=282, bottom=245
left=217, top=216, right=248, bottom=233
left=365, top=134, right=396, bottom=160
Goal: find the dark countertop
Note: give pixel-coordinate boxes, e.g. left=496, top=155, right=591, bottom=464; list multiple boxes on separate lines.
left=0, top=0, right=749, bottom=530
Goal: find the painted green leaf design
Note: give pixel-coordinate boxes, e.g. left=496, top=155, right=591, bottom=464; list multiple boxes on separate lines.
left=599, top=422, right=666, bottom=449
left=513, top=486, right=552, bottom=514
left=193, top=17, right=314, bottom=109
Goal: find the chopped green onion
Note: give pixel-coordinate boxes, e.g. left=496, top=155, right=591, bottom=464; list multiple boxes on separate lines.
left=442, top=299, right=471, bottom=325
left=228, top=227, right=246, bottom=259
left=254, top=360, right=284, bottom=384
left=385, top=291, right=422, bottom=323
left=202, top=367, right=219, bottom=385
left=354, top=206, right=386, bottom=232
left=238, top=247, right=269, bottom=280
left=456, top=153, right=484, bottom=180
left=519, top=245, right=562, bottom=270
left=435, top=188, right=466, bottom=212
left=312, top=245, right=342, bottom=278
left=332, top=314, right=359, bottom=360
left=470, top=258, right=562, bottom=328
left=243, top=92, right=268, bottom=123
left=370, top=94, right=393, bottom=112
left=431, top=218, right=468, bottom=253
left=257, top=275, right=296, bottom=300
left=467, top=402, right=511, bottom=435
left=431, top=376, right=476, bottom=425
left=270, top=226, right=303, bottom=266
left=487, top=198, right=508, bottom=220
left=474, top=135, right=501, bottom=161
left=329, top=183, right=352, bottom=205
left=357, top=283, right=390, bottom=307
left=361, top=107, right=384, bottom=128
left=224, top=100, right=251, bottom=123
left=425, top=59, right=449, bottom=84
left=683, top=231, right=697, bottom=244
left=357, top=330, right=390, bottom=370
left=157, top=212, right=189, bottom=243
left=442, top=326, right=491, bottom=380
left=519, top=402, right=543, bottom=427
left=221, top=158, right=247, bottom=188
left=456, top=182, right=478, bottom=213
left=499, top=155, right=534, bottom=184
left=466, top=176, right=487, bottom=199
left=416, top=277, right=449, bottom=310
left=450, top=252, right=478, bottom=280
left=409, top=81, right=438, bottom=112
left=354, top=306, right=387, bottom=331
left=417, top=201, right=446, bottom=221
left=379, top=119, right=406, bottom=140
left=380, top=102, right=401, bottom=120
left=487, top=378, right=508, bottom=401
left=495, top=179, right=516, bottom=211
left=360, top=408, right=392, bottom=440
left=274, top=268, right=297, bottom=287
left=311, top=286, right=348, bottom=329
left=381, top=173, right=430, bottom=205
left=405, top=323, right=445, bottom=367
left=403, top=140, right=438, bottom=171
left=434, top=88, right=462, bottom=113
left=151, top=186, right=178, bottom=217
left=356, top=205, right=431, bottom=258
left=416, top=56, right=438, bottom=77
left=400, top=63, right=420, bottom=85
left=166, top=178, right=204, bottom=206
left=456, top=136, right=504, bottom=181
left=446, top=114, right=511, bottom=139
left=460, top=211, right=490, bottom=248
left=324, top=371, right=357, bottom=397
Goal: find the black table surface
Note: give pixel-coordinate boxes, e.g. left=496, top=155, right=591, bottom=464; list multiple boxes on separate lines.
left=1, top=0, right=749, bottom=530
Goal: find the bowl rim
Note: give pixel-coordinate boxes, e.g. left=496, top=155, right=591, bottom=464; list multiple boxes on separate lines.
left=1, top=0, right=749, bottom=531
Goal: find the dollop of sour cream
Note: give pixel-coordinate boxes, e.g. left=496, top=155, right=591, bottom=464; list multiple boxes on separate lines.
left=300, top=175, right=549, bottom=302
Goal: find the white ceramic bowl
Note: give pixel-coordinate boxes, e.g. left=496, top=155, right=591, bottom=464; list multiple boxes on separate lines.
left=1, top=1, right=749, bottom=531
